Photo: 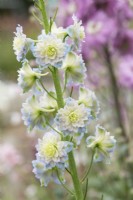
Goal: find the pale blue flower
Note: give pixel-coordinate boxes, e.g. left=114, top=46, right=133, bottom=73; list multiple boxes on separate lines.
left=62, top=52, right=86, bottom=85
left=13, top=25, right=33, bottom=61
left=67, top=15, right=85, bottom=48
left=86, top=125, right=116, bottom=164
left=21, top=95, right=55, bottom=131
left=33, top=33, right=68, bottom=68
left=51, top=23, right=67, bottom=40
left=18, top=60, right=48, bottom=93
left=55, top=98, right=90, bottom=143
left=78, top=87, right=100, bottom=119
left=39, top=91, right=57, bottom=111
left=32, top=158, right=65, bottom=187
left=36, top=131, right=73, bottom=169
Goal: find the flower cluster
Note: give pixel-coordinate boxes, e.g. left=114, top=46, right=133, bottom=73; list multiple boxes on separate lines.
left=33, top=131, right=73, bottom=186
left=13, top=2, right=116, bottom=189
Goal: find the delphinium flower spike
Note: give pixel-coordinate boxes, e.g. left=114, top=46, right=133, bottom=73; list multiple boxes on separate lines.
left=13, top=1, right=116, bottom=199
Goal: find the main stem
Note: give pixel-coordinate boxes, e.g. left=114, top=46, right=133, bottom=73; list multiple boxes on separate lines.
left=52, top=68, right=64, bottom=108
left=68, top=151, right=84, bottom=200
left=52, top=68, right=83, bottom=200
left=39, top=0, right=49, bottom=33
left=39, top=2, right=84, bottom=198
left=104, top=47, right=129, bottom=143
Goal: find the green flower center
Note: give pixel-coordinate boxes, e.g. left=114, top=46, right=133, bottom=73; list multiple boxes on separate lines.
left=14, top=37, right=24, bottom=50
left=69, top=112, right=78, bottom=123
left=36, top=163, right=44, bottom=169
left=40, top=142, right=57, bottom=158
left=94, top=136, right=114, bottom=150
left=46, top=46, right=57, bottom=57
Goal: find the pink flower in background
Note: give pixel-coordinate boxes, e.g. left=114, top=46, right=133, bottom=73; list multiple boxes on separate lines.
left=85, top=12, right=115, bottom=48
left=58, top=0, right=118, bottom=26
left=112, top=29, right=133, bottom=55
left=115, top=0, right=133, bottom=21
left=0, top=143, right=22, bottom=173
left=57, top=0, right=133, bottom=89
left=118, top=56, right=133, bottom=89
left=57, top=0, right=93, bottom=27
left=89, top=0, right=118, bottom=17
left=85, top=58, right=109, bottom=89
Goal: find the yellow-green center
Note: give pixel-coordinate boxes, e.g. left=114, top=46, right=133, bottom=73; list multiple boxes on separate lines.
left=69, top=112, right=79, bottom=123
left=46, top=46, right=57, bottom=57
left=14, top=37, right=24, bottom=50
left=40, top=142, right=57, bottom=158
left=94, top=136, right=114, bottom=150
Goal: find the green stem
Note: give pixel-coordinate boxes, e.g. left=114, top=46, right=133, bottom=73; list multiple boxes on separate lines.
left=51, top=68, right=83, bottom=200
left=32, top=11, right=43, bottom=25
left=65, top=167, right=72, bottom=175
left=52, top=67, right=64, bottom=108
left=81, top=150, right=94, bottom=183
left=49, top=8, right=58, bottom=32
left=39, top=0, right=49, bottom=33
left=39, top=79, right=57, bottom=100
left=63, top=71, right=68, bottom=93
left=56, top=169, right=75, bottom=196
left=70, top=86, right=74, bottom=97
left=83, top=178, right=88, bottom=200
left=68, top=151, right=84, bottom=200
left=63, top=34, right=69, bottom=42
left=46, top=121, right=63, bottom=137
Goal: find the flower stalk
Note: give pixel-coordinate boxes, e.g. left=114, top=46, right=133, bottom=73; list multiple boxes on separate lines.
left=38, top=2, right=84, bottom=198
left=51, top=67, right=84, bottom=199
left=51, top=67, right=64, bottom=108
left=68, top=151, right=84, bottom=200
left=81, top=150, right=95, bottom=183
left=39, top=0, right=49, bottom=33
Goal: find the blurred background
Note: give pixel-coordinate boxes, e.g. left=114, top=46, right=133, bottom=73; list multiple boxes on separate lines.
left=0, top=0, right=133, bottom=199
